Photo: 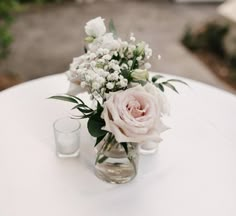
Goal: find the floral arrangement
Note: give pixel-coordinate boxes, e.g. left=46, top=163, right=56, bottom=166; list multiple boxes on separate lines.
left=50, top=17, right=185, bottom=163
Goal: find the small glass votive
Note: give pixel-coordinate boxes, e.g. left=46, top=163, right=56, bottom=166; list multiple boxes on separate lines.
left=53, top=117, right=81, bottom=158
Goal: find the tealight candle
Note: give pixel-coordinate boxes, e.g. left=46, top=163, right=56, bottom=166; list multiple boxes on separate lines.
left=139, top=140, right=159, bottom=155
left=53, top=117, right=81, bottom=158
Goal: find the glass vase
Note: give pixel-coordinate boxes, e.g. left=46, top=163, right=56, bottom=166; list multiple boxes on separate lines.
left=94, top=134, right=139, bottom=184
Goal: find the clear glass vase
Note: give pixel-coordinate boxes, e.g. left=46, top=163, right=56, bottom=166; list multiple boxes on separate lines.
left=94, top=134, right=139, bottom=184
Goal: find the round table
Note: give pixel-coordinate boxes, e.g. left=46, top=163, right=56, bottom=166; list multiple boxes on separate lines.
left=0, top=74, right=236, bottom=216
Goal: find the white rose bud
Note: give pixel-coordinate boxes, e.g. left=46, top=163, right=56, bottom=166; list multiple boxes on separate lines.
left=136, top=42, right=145, bottom=55
left=85, top=17, right=106, bottom=38
left=131, top=69, right=149, bottom=81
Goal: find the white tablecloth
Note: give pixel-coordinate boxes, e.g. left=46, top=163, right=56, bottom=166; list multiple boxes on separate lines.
left=0, top=74, right=236, bottom=216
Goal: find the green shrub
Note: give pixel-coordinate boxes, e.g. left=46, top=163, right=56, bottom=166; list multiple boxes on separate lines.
left=182, top=21, right=236, bottom=76
left=17, top=0, right=64, bottom=3
left=182, top=22, right=229, bottom=57
left=0, top=0, right=66, bottom=59
left=0, top=0, right=18, bottom=23
left=0, top=25, right=13, bottom=58
left=0, top=0, right=19, bottom=59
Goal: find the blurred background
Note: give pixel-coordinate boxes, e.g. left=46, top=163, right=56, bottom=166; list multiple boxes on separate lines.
left=0, top=0, right=236, bottom=93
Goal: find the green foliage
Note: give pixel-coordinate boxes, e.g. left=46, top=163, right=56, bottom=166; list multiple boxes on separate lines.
left=17, top=0, right=64, bottom=3
left=182, top=21, right=236, bottom=75
left=0, top=0, right=66, bottom=59
left=49, top=94, right=108, bottom=144
left=87, top=112, right=107, bottom=138
left=0, top=0, right=18, bottom=23
left=49, top=95, right=80, bottom=103
left=0, top=25, right=13, bottom=58
left=182, top=22, right=229, bottom=57
left=151, top=75, right=187, bottom=93
left=0, top=0, right=19, bottom=59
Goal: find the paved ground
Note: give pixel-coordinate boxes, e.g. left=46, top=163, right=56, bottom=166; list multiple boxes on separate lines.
left=0, top=0, right=234, bottom=93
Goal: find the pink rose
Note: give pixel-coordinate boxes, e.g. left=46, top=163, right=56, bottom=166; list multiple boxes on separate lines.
left=102, top=84, right=168, bottom=143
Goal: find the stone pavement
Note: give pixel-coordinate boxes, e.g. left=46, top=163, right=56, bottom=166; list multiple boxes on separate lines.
left=0, top=0, right=234, bottom=93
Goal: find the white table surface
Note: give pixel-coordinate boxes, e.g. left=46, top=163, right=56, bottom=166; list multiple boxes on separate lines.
left=0, top=73, right=236, bottom=216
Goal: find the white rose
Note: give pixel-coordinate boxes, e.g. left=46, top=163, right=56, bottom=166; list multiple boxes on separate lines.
left=85, top=17, right=106, bottom=38
left=102, top=85, right=168, bottom=143
left=143, top=83, right=170, bottom=115
left=100, top=33, right=120, bottom=50
left=88, top=33, right=121, bottom=52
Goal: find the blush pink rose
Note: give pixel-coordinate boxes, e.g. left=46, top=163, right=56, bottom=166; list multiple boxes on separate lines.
left=102, top=84, right=168, bottom=143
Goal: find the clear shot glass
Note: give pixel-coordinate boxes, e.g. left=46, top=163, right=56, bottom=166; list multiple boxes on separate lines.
left=53, top=117, right=81, bottom=158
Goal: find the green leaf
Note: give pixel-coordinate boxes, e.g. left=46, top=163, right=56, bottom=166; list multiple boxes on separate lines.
left=94, top=134, right=107, bottom=147
left=167, top=79, right=188, bottom=86
left=109, top=19, right=117, bottom=38
left=84, top=46, right=87, bottom=53
left=48, top=95, right=78, bottom=104
left=121, top=69, right=132, bottom=82
left=77, top=108, right=93, bottom=114
left=130, top=57, right=139, bottom=70
left=163, top=82, right=179, bottom=94
left=49, top=95, right=86, bottom=105
left=80, top=113, right=94, bottom=119
left=96, top=154, right=108, bottom=164
left=67, top=94, right=85, bottom=104
left=151, top=74, right=163, bottom=83
left=87, top=112, right=107, bottom=137
left=120, top=142, right=128, bottom=155
left=155, top=83, right=164, bottom=92
left=96, top=100, right=103, bottom=113
left=72, top=104, right=93, bottom=113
